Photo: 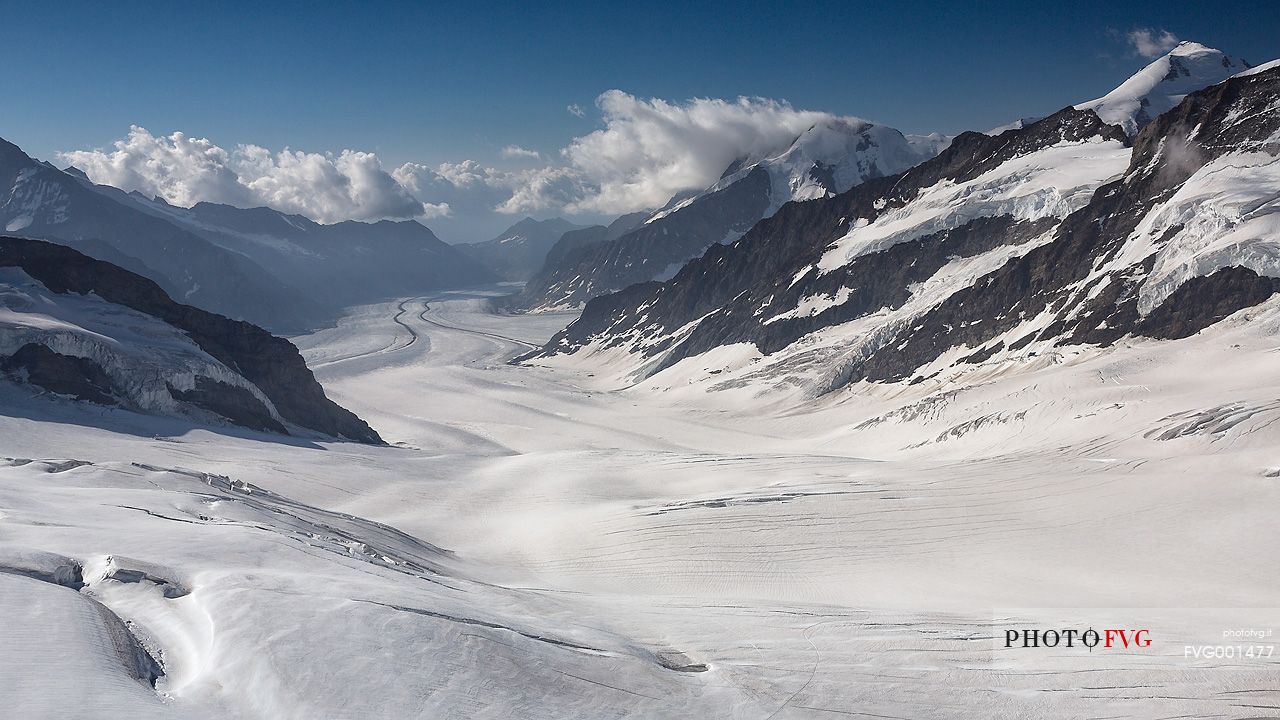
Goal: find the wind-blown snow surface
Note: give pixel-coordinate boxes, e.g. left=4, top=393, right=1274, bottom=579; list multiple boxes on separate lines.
left=2, top=291, right=1278, bottom=718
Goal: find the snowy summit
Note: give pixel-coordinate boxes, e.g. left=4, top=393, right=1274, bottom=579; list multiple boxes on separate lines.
left=1078, top=41, right=1252, bottom=135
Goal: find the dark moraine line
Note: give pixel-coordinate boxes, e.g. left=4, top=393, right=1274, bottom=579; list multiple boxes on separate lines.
left=312, top=298, right=422, bottom=368
left=418, top=302, right=539, bottom=350
left=390, top=298, right=421, bottom=349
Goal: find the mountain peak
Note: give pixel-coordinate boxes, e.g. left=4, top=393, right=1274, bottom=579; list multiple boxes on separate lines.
left=1170, top=40, right=1211, bottom=55
left=1077, top=41, right=1249, bottom=135
left=506, top=216, right=572, bottom=232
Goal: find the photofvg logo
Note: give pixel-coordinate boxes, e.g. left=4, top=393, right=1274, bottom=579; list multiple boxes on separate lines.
left=1003, top=627, right=1151, bottom=651
left=994, top=609, right=1279, bottom=667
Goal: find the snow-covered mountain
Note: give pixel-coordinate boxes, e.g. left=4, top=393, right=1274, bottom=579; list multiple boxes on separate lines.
left=529, top=59, right=1280, bottom=402
left=706, top=119, right=945, bottom=217
left=1077, top=41, right=1251, bottom=135
left=0, top=236, right=381, bottom=442
left=457, top=216, right=586, bottom=281
left=514, top=118, right=948, bottom=311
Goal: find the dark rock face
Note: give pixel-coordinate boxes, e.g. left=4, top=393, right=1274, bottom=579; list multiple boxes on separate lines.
left=1, top=343, right=117, bottom=405
left=1, top=236, right=382, bottom=443
left=536, top=67, right=1280, bottom=391
left=1136, top=268, right=1280, bottom=340
left=168, top=377, right=287, bottom=434
left=671, top=216, right=1059, bottom=373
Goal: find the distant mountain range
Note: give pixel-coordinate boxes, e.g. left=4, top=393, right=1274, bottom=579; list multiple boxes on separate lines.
left=134, top=197, right=496, bottom=312
left=1, top=140, right=496, bottom=332
left=4, top=39, right=1275, bottom=422
left=529, top=45, right=1280, bottom=399
left=457, top=216, right=587, bottom=282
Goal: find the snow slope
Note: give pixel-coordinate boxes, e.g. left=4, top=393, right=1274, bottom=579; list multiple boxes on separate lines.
left=3, top=290, right=1277, bottom=718
left=814, top=135, right=1128, bottom=273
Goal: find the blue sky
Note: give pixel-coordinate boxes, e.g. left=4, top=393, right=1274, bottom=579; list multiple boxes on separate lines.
left=1, top=0, right=1276, bottom=240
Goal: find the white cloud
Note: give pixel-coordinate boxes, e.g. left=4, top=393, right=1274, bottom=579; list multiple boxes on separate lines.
left=1126, top=28, right=1180, bottom=59
left=395, top=160, right=514, bottom=204
left=496, top=166, right=590, bottom=214
left=60, top=126, right=430, bottom=223
left=393, top=160, right=527, bottom=220
left=61, top=91, right=863, bottom=232
left=60, top=127, right=254, bottom=208
left=567, top=104, right=585, bottom=118
left=506, top=90, right=840, bottom=214
left=500, top=145, right=541, bottom=160
left=392, top=160, right=573, bottom=240
left=409, top=91, right=854, bottom=217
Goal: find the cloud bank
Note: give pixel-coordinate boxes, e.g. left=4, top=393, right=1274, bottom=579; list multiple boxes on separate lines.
left=547, top=91, right=833, bottom=213
left=1126, top=28, right=1180, bottom=59
left=61, top=126, right=439, bottom=223
left=62, top=92, right=852, bottom=234
left=401, top=91, right=846, bottom=217
left=500, top=145, right=541, bottom=160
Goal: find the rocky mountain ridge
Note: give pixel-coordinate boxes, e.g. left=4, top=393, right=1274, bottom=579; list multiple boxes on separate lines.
left=0, top=236, right=382, bottom=442
left=530, top=61, right=1280, bottom=402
